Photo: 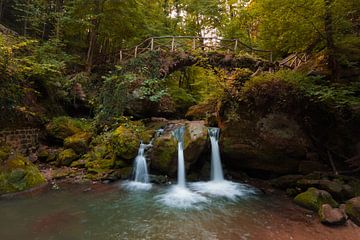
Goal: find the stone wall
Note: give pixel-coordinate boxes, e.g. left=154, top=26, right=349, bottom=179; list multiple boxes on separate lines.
left=0, top=128, right=40, bottom=153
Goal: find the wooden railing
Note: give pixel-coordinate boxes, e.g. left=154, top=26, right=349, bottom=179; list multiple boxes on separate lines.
left=279, top=53, right=309, bottom=69
left=101, top=36, right=273, bottom=64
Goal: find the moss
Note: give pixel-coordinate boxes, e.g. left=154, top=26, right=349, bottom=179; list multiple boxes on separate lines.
left=0, top=154, right=46, bottom=194
left=150, top=136, right=177, bottom=174
left=46, top=116, right=91, bottom=141
left=111, top=125, right=140, bottom=160
left=345, top=197, right=360, bottom=226
left=294, top=187, right=338, bottom=211
left=0, top=144, right=11, bottom=161
left=83, top=144, right=116, bottom=180
left=57, top=149, right=78, bottom=166
left=64, top=132, right=92, bottom=154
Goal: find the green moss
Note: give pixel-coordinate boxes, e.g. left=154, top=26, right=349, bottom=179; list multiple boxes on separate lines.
left=64, top=132, right=92, bottom=154
left=294, top=187, right=338, bottom=211
left=345, top=197, right=360, bottom=226
left=111, top=125, right=140, bottom=160
left=57, top=149, right=78, bottom=166
left=0, top=154, right=46, bottom=194
left=151, top=136, right=177, bottom=173
left=46, top=116, right=91, bottom=141
left=0, top=144, right=11, bottom=161
left=83, top=144, right=116, bottom=180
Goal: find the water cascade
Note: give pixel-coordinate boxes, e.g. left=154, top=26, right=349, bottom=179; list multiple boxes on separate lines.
left=190, top=127, right=257, bottom=200
left=208, top=127, right=224, bottom=181
left=156, top=126, right=208, bottom=209
left=172, top=126, right=186, bottom=187
left=123, top=142, right=152, bottom=191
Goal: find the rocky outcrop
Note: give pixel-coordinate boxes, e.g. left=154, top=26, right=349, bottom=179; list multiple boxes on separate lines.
left=294, top=187, right=338, bottom=211
left=221, top=113, right=311, bottom=175
left=149, top=120, right=208, bottom=176
left=57, top=149, right=78, bottom=166
left=345, top=197, right=360, bottom=226
left=64, top=132, right=92, bottom=154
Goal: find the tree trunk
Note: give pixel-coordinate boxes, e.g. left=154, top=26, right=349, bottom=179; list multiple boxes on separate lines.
left=0, top=0, right=5, bottom=21
left=324, top=0, right=339, bottom=81
left=86, top=0, right=102, bottom=73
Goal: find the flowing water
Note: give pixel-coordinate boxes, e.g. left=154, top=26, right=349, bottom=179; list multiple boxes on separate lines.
left=191, top=127, right=253, bottom=199
left=123, top=143, right=152, bottom=191
left=1, top=183, right=358, bottom=240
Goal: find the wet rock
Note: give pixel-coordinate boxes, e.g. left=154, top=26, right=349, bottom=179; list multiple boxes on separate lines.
left=149, top=120, right=207, bottom=176
left=149, top=174, right=169, bottom=184
left=294, top=187, right=338, bottom=211
left=296, top=179, right=350, bottom=201
left=345, top=197, right=360, bottom=226
left=57, top=149, right=78, bottom=166
left=319, top=204, right=347, bottom=226
left=83, top=145, right=116, bottom=179
left=221, top=113, right=310, bottom=175
left=64, top=132, right=92, bottom=154
left=0, top=154, right=46, bottom=194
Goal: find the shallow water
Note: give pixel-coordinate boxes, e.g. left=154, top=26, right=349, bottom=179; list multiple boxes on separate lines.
left=0, top=182, right=359, bottom=240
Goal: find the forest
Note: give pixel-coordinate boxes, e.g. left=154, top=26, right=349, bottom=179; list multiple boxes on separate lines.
left=0, top=0, right=360, bottom=239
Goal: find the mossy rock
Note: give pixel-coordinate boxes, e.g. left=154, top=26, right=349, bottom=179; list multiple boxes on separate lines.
left=83, top=145, right=116, bottom=180
left=345, top=197, right=360, bottom=226
left=294, top=187, right=338, bottom=211
left=46, top=116, right=91, bottom=142
left=64, top=132, right=92, bottom=154
left=0, top=144, right=11, bottom=162
left=150, top=135, right=178, bottom=174
left=0, top=154, right=46, bottom=194
left=111, top=125, right=141, bottom=160
left=57, top=149, right=78, bottom=166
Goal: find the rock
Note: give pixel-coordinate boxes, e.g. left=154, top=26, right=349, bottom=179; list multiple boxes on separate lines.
left=221, top=113, right=310, bottom=175
left=149, top=120, right=207, bottom=176
left=296, top=179, right=349, bottom=201
left=0, top=144, right=11, bottom=162
left=111, top=125, right=142, bottom=160
left=70, top=159, right=86, bottom=168
left=37, top=148, right=50, bottom=162
left=149, top=174, right=169, bottom=184
left=64, top=132, right=92, bottom=154
left=294, top=187, right=338, bottom=211
left=271, top=175, right=304, bottom=189
left=105, top=167, right=133, bottom=181
left=345, top=197, right=360, bottom=226
left=319, top=204, right=347, bottom=225
left=46, top=116, right=90, bottom=142
left=57, top=149, right=78, bottom=166
left=84, top=145, right=116, bottom=180
left=0, top=154, right=46, bottom=194
left=298, top=160, right=329, bottom=175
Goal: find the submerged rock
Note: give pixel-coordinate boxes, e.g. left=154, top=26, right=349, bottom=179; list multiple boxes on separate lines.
left=0, top=154, right=46, bottom=194
left=294, top=187, right=338, bottom=211
left=319, top=204, right=347, bottom=226
left=345, top=196, right=360, bottom=226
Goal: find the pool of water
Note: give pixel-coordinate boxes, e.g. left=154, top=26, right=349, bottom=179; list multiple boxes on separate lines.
left=0, top=182, right=359, bottom=240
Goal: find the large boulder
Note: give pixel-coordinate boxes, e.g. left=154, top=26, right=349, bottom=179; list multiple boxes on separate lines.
left=149, top=121, right=207, bottom=176
left=64, top=132, right=92, bottom=154
left=57, top=149, right=78, bottom=166
left=0, top=154, right=46, bottom=194
left=345, top=196, right=360, bottom=226
left=221, top=113, right=310, bottom=175
left=46, top=116, right=91, bottom=142
left=319, top=204, right=347, bottom=226
left=294, top=187, right=338, bottom=211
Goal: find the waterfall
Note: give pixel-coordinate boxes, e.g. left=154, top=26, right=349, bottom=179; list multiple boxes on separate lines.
left=172, top=126, right=186, bottom=188
left=133, top=143, right=149, bottom=183
left=208, top=127, right=224, bottom=181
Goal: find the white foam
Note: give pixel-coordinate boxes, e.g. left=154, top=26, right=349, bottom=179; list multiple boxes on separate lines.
left=156, top=185, right=209, bottom=209
left=190, top=180, right=257, bottom=201
left=122, top=181, right=152, bottom=191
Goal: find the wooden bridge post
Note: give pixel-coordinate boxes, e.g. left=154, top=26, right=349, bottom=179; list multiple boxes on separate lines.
left=234, top=40, right=238, bottom=53
left=171, top=37, right=175, bottom=52
left=150, top=38, right=154, bottom=51
left=135, top=46, right=138, bottom=58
